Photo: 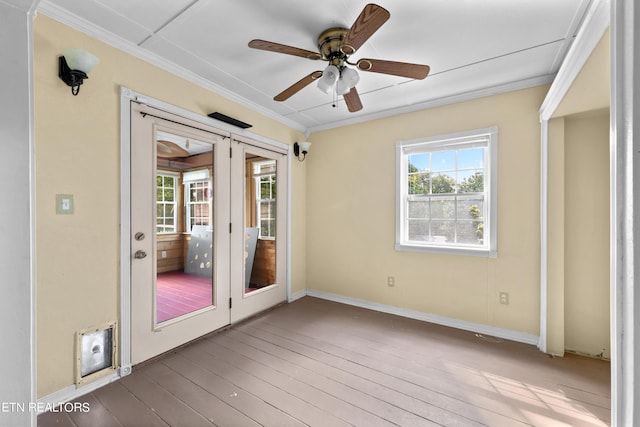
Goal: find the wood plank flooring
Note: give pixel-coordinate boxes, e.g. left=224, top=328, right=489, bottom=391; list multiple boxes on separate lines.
left=156, top=272, right=213, bottom=323
left=38, top=297, right=610, bottom=426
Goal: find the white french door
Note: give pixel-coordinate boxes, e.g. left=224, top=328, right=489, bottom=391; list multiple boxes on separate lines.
left=230, top=137, right=288, bottom=323
left=130, top=103, right=230, bottom=364
left=127, top=100, right=288, bottom=365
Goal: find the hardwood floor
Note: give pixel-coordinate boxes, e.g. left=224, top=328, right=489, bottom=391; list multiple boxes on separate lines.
left=38, top=297, right=610, bottom=426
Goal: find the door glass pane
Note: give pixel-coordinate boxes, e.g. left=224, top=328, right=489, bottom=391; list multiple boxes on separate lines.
left=155, top=131, right=214, bottom=323
left=245, top=153, right=277, bottom=294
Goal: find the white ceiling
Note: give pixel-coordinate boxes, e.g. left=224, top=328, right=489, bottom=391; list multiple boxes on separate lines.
left=38, top=0, right=592, bottom=133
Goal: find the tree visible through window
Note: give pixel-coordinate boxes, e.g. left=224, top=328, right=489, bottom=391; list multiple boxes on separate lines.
left=397, top=127, right=497, bottom=256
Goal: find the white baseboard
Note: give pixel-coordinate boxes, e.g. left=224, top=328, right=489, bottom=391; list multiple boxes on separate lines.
left=288, top=290, right=308, bottom=303
left=37, top=371, right=121, bottom=414
left=306, top=289, right=540, bottom=347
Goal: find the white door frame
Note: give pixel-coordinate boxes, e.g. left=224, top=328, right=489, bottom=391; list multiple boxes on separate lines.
left=119, top=87, right=292, bottom=374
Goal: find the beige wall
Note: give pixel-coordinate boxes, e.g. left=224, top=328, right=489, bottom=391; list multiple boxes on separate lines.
left=564, top=111, right=610, bottom=358
left=306, top=86, right=548, bottom=335
left=546, top=117, right=566, bottom=355
left=553, top=30, right=610, bottom=118
left=545, top=30, right=610, bottom=358
left=34, top=15, right=306, bottom=397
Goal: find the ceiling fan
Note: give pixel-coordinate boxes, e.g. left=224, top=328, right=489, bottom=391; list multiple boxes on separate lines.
left=248, top=3, right=430, bottom=112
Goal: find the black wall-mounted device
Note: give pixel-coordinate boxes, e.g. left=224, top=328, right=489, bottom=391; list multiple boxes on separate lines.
left=207, top=112, right=252, bottom=129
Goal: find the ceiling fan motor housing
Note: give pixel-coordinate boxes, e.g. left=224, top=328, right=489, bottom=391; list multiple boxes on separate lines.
left=317, top=27, right=350, bottom=65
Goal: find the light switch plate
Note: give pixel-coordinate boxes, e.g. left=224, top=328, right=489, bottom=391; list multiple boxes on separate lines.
left=56, top=194, right=74, bottom=214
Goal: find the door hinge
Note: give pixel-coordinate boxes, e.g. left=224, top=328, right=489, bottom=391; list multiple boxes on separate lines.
left=229, top=298, right=232, bottom=309
left=230, top=147, right=233, bottom=158
left=229, top=222, right=232, bottom=233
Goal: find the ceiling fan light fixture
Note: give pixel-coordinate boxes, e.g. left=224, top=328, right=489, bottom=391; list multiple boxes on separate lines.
left=336, top=67, right=360, bottom=95
left=317, top=65, right=339, bottom=93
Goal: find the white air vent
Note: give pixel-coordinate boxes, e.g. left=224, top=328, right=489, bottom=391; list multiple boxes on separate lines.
left=75, top=321, right=118, bottom=386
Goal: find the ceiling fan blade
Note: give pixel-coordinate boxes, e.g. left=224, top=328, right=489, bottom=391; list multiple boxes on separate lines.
left=249, top=39, right=322, bottom=60
left=356, top=58, right=430, bottom=80
left=343, top=87, right=363, bottom=112
left=274, top=71, right=323, bottom=101
left=341, top=4, right=390, bottom=55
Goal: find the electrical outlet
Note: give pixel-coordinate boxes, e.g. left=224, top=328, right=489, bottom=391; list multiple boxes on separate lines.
left=161, top=251, right=167, bottom=259
left=387, top=276, right=395, bottom=287
left=499, top=292, right=509, bottom=305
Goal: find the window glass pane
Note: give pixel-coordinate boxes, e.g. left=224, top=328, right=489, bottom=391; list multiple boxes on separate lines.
left=432, top=150, right=455, bottom=172
left=458, top=170, right=484, bottom=193
left=457, top=220, right=482, bottom=244
left=408, top=219, right=429, bottom=241
left=431, top=173, right=456, bottom=194
left=408, top=153, right=430, bottom=172
left=260, top=181, right=270, bottom=199
left=457, top=196, right=484, bottom=220
left=458, top=147, right=484, bottom=169
left=430, top=198, right=455, bottom=219
left=430, top=220, right=455, bottom=242
left=408, top=200, right=429, bottom=218
left=408, top=172, right=430, bottom=195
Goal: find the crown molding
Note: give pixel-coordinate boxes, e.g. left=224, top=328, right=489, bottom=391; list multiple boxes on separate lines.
left=36, top=0, right=307, bottom=133
left=307, top=74, right=555, bottom=134
left=539, top=0, right=610, bottom=121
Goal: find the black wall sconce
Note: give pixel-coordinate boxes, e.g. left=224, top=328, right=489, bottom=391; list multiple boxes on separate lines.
left=58, top=48, right=99, bottom=96
left=294, top=141, right=311, bottom=162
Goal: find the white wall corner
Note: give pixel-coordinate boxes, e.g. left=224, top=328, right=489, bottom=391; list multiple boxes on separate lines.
left=289, top=290, right=308, bottom=303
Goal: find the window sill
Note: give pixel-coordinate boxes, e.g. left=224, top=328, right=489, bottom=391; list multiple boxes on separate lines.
left=395, top=243, right=497, bottom=258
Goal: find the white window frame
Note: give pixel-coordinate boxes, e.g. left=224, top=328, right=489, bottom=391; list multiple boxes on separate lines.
left=183, top=178, right=213, bottom=233
left=253, top=160, right=277, bottom=239
left=156, top=171, right=179, bottom=234
left=396, top=126, right=498, bottom=257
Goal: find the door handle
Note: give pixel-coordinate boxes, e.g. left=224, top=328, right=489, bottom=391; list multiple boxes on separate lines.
left=134, top=250, right=147, bottom=259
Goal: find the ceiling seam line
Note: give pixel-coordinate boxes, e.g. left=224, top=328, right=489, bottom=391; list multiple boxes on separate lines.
left=428, top=38, right=566, bottom=77
left=138, top=0, right=201, bottom=47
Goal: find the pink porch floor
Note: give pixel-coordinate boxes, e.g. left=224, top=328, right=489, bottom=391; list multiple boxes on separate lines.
left=156, top=271, right=213, bottom=323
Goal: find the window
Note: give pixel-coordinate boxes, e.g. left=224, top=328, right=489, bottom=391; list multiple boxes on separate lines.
left=183, top=169, right=212, bottom=233
left=156, top=172, right=178, bottom=233
left=396, top=127, right=497, bottom=257
left=253, top=160, right=276, bottom=238
left=185, top=181, right=211, bottom=232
